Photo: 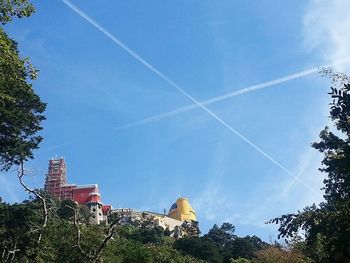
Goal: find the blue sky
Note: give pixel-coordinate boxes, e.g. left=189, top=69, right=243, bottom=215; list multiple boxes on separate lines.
left=2, top=0, right=350, bottom=240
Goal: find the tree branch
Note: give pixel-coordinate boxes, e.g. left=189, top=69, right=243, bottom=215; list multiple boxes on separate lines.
left=93, top=221, right=118, bottom=262
left=17, top=162, right=48, bottom=245
left=65, top=205, right=118, bottom=263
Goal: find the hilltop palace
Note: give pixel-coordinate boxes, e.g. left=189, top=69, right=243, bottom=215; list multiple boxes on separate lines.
left=44, top=158, right=197, bottom=235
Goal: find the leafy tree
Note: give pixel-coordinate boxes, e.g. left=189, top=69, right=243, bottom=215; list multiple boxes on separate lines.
left=0, top=0, right=46, bottom=171
left=1, top=197, right=276, bottom=263
left=203, top=223, right=269, bottom=262
left=270, top=71, right=350, bottom=262
left=0, top=0, right=35, bottom=24
left=147, top=244, right=205, bottom=263
left=230, top=258, right=251, bottom=263
left=103, top=238, right=153, bottom=263
left=228, top=236, right=269, bottom=261
left=129, top=225, right=166, bottom=244
left=56, top=199, right=78, bottom=220
left=0, top=199, right=40, bottom=261
left=204, top=223, right=236, bottom=246
left=180, top=220, right=201, bottom=237
left=174, top=237, right=223, bottom=263
left=39, top=219, right=85, bottom=263
left=254, top=247, right=311, bottom=263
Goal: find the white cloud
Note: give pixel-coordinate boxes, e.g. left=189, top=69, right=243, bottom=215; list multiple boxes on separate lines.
left=303, top=0, right=350, bottom=72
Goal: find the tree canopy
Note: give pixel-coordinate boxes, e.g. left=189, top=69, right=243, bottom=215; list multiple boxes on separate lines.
left=270, top=71, right=350, bottom=263
left=0, top=0, right=35, bottom=25
left=0, top=0, right=46, bottom=171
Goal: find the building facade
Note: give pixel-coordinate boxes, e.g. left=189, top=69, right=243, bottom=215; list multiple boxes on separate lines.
left=44, top=158, right=109, bottom=224
left=44, top=158, right=197, bottom=233
left=108, top=198, right=198, bottom=237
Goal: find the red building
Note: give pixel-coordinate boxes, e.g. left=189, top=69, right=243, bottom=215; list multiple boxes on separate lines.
left=44, top=158, right=110, bottom=223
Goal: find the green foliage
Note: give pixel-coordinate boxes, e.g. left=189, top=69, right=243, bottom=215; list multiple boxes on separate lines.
left=0, top=8, right=46, bottom=171
left=0, top=0, right=35, bottom=24
left=117, top=224, right=166, bottom=244
left=174, top=237, right=223, bottom=263
left=204, top=223, right=236, bottom=246
left=40, top=220, right=85, bottom=263
left=270, top=71, right=350, bottom=262
left=181, top=220, right=201, bottom=237
left=175, top=223, right=269, bottom=263
left=103, top=238, right=152, bottom=263
left=254, top=247, right=312, bottom=263
left=228, top=236, right=269, bottom=260
left=0, top=197, right=207, bottom=262
left=230, top=258, right=251, bottom=263
left=56, top=199, right=77, bottom=220
left=0, top=199, right=40, bottom=261
left=147, top=244, right=205, bottom=263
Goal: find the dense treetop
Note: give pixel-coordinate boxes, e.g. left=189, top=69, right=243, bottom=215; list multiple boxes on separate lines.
left=0, top=0, right=46, bottom=171
left=271, top=72, right=350, bottom=263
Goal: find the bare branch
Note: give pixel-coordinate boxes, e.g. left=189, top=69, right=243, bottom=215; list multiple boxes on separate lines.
left=65, top=205, right=118, bottom=263
left=17, top=162, right=48, bottom=245
left=93, top=221, right=118, bottom=262
left=64, top=204, right=92, bottom=258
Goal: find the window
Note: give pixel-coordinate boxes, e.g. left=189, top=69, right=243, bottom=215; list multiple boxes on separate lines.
left=92, top=208, right=96, bottom=212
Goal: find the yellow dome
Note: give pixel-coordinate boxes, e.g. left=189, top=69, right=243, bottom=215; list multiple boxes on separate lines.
left=168, top=197, right=196, bottom=221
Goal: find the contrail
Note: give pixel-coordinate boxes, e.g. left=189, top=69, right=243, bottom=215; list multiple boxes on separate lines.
left=61, top=0, right=323, bottom=197
left=114, top=58, right=350, bottom=131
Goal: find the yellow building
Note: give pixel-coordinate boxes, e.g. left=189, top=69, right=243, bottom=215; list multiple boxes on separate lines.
left=168, top=197, right=196, bottom=221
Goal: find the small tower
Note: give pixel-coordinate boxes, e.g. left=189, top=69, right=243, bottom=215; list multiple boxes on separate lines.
left=168, top=197, right=196, bottom=221
left=87, top=190, right=103, bottom=224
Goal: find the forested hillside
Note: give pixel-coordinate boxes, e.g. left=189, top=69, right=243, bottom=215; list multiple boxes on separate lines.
left=1, top=196, right=310, bottom=262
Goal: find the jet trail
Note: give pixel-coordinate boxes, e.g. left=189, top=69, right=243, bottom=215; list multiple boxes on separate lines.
left=114, top=58, right=350, bottom=131
left=62, top=0, right=323, bottom=197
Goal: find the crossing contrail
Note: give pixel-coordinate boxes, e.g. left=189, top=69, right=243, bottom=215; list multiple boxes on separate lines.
left=114, top=58, right=350, bottom=131
left=62, top=0, right=323, bottom=197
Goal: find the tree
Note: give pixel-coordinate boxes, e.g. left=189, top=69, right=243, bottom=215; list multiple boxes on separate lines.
left=203, top=223, right=269, bottom=262
left=174, top=237, right=223, bottom=263
left=147, top=244, right=206, bottom=263
left=0, top=0, right=46, bottom=171
left=174, top=223, right=269, bottom=263
left=230, top=258, right=251, bottom=263
left=180, top=220, right=201, bottom=237
left=204, top=223, right=236, bottom=246
left=0, top=0, right=35, bottom=24
left=270, top=70, right=350, bottom=262
left=254, top=247, right=311, bottom=263
left=0, top=199, right=40, bottom=261
left=229, top=236, right=269, bottom=260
